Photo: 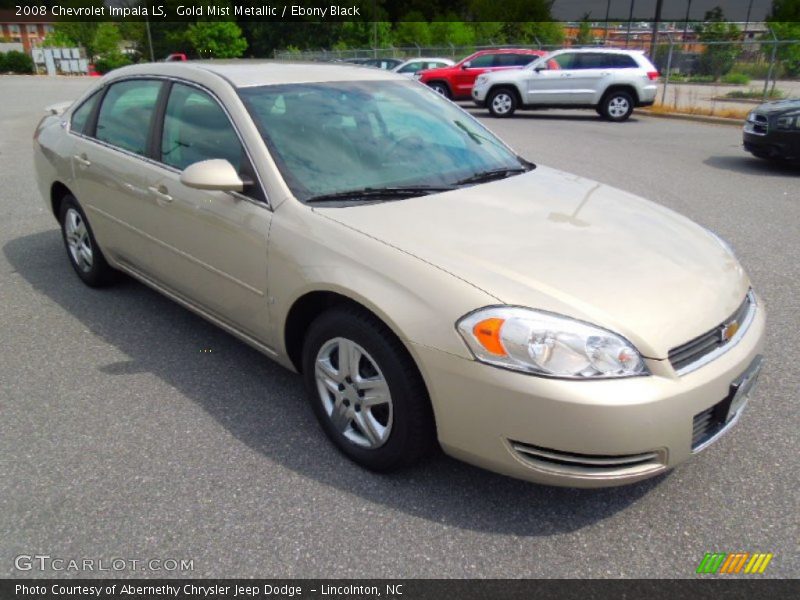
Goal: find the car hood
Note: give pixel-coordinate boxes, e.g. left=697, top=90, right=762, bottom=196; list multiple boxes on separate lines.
left=754, top=98, right=800, bottom=115
left=313, top=166, right=750, bottom=358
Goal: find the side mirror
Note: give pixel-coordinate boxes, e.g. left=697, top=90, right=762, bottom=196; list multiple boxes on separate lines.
left=461, top=61, right=471, bottom=69
left=534, top=65, right=548, bottom=73
left=180, top=159, right=245, bottom=192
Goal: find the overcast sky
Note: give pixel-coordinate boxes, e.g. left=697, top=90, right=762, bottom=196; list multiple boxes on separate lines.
left=551, top=0, right=774, bottom=22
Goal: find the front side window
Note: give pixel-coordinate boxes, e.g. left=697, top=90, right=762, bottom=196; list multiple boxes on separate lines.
left=467, top=54, right=494, bottom=68
left=239, top=80, right=526, bottom=201
left=161, top=83, right=244, bottom=171
left=95, top=80, right=162, bottom=155
left=552, top=53, right=577, bottom=70
left=70, top=91, right=101, bottom=135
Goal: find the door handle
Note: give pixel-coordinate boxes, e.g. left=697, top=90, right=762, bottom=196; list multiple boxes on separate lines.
left=73, top=154, right=91, bottom=167
left=148, top=185, right=173, bottom=204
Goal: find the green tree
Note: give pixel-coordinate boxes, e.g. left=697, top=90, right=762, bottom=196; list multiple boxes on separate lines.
left=430, top=17, right=476, bottom=47
left=576, top=13, right=594, bottom=45
left=768, top=0, right=800, bottom=76
left=695, top=7, right=742, bottom=80
left=394, top=12, right=432, bottom=47
left=92, top=23, right=123, bottom=56
left=186, top=21, right=248, bottom=58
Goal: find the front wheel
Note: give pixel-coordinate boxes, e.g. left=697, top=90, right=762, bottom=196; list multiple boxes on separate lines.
left=487, top=88, right=517, bottom=118
left=428, top=82, right=451, bottom=99
left=302, top=306, right=436, bottom=472
left=601, top=91, right=634, bottom=122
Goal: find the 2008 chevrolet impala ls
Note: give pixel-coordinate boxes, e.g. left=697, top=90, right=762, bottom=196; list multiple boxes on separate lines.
left=33, top=62, right=765, bottom=487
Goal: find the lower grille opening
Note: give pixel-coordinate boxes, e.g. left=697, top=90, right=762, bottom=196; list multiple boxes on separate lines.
left=509, top=441, right=665, bottom=477
left=692, top=396, right=734, bottom=450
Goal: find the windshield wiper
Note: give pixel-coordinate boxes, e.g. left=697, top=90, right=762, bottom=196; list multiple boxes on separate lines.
left=454, top=167, right=528, bottom=186
left=306, top=185, right=454, bottom=203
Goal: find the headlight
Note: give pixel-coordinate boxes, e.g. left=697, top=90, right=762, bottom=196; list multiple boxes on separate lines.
left=475, top=75, right=488, bottom=86
left=457, top=307, right=648, bottom=378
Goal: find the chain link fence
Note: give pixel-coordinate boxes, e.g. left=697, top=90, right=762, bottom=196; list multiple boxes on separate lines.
left=275, top=36, right=800, bottom=105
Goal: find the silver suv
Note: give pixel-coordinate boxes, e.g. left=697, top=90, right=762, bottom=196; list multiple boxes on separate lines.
left=472, top=48, right=659, bottom=121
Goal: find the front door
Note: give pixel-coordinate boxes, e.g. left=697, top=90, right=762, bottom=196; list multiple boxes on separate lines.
left=140, top=82, right=272, bottom=342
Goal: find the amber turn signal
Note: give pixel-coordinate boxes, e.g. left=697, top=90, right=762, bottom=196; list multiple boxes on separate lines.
left=472, top=318, right=507, bottom=356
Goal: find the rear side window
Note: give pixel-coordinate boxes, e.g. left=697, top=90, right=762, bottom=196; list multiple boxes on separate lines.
left=612, top=54, right=639, bottom=68
left=512, top=54, right=537, bottom=66
left=160, top=83, right=245, bottom=172
left=69, top=91, right=100, bottom=135
left=575, top=53, right=616, bottom=69
left=398, top=61, right=423, bottom=74
left=96, top=80, right=162, bottom=155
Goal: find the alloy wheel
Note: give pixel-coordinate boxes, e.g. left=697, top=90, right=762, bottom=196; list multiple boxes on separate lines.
left=607, top=96, right=631, bottom=119
left=64, top=207, right=93, bottom=272
left=314, top=337, right=393, bottom=449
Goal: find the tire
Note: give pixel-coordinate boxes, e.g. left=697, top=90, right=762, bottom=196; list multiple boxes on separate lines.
left=428, top=81, right=451, bottom=99
left=601, top=90, right=635, bottom=122
left=59, top=195, right=117, bottom=287
left=487, top=88, right=517, bottom=118
left=302, top=306, right=436, bottom=472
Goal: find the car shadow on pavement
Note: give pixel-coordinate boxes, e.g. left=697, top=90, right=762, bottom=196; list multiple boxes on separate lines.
left=704, top=155, right=800, bottom=177
left=4, top=230, right=666, bottom=537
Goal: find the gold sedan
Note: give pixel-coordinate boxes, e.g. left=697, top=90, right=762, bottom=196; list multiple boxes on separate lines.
left=33, top=61, right=765, bottom=487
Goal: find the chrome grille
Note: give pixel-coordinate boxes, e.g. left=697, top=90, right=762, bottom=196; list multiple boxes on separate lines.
left=510, top=441, right=665, bottom=477
left=669, top=292, right=754, bottom=374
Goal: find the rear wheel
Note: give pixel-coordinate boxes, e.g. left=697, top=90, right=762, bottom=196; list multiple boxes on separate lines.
left=601, top=90, right=635, bottom=122
left=487, top=88, right=517, bottom=118
left=428, top=82, right=451, bottom=99
left=59, top=195, right=117, bottom=287
left=302, top=306, right=436, bottom=472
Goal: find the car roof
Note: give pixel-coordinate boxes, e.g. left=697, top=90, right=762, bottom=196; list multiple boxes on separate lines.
left=472, top=48, right=544, bottom=55
left=548, top=48, right=645, bottom=55
left=105, top=60, right=404, bottom=88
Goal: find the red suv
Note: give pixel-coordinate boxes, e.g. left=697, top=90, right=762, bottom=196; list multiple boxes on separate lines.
left=418, top=49, right=548, bottom=100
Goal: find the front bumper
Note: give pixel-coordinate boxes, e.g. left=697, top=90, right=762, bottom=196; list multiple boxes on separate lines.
left=743, top=130, right=799, bottom=160
left=411, top=299, right=766, bottom=487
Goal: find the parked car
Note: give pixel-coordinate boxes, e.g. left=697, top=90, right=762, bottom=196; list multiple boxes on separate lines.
left=418, top=48, right=548, bottom=100
left=472, top=48, right=659, bottom=121
left=34, top=62, right=764, bottom=487
left=743, top=98, right=800, bottom=162
left=391, top=57, right=455, bottom=77
left=360, top=57, right=404, bottom=70
left=163, top=53, right=188, bottom=62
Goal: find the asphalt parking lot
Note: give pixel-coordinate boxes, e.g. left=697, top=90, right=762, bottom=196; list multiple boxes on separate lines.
left=1, top=76, right=798, bottom=579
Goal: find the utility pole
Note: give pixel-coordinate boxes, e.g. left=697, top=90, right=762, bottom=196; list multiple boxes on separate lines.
left=604, top=0, right=611, bottom=44
left=744, top=0, right=755, bottom=38
left=144, top=13, right=154, bottom=62
left=650, top=0, right=664, bottom=57
left=683, top=0, right=693, bottom=41
left=626, top=0, right=636, bottom=48
left=372, top=0, right=377, bottom=57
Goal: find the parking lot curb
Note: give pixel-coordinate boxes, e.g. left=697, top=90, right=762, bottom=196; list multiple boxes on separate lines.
left=639, top=110, right=742, bottom=127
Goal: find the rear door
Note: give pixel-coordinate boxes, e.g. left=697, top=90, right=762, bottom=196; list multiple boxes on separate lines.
left=68, top=78, right=166, bottom=273
left=140, top=81, right=272, bottom=341
left=568, top=53, right=616, bottom=104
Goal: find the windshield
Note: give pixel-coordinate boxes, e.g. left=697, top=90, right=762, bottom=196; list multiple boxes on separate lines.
left=238, top=80, right=527, bottom=201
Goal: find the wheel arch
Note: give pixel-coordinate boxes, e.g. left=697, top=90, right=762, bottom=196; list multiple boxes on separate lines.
left=50, top=181, right=74, bottom=220
left=426, top=79, right=453, bottom=96
left=284, top=289, right=411, bottom=375
left=601, top=84, right=640, bottom=106
left=487, top=83, right=522, bottom=106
